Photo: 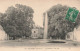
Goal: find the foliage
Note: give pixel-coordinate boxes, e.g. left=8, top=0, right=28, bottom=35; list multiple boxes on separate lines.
left=47, top=4, right=80, bottom=39
left=0, top=4, right=34, bottom=39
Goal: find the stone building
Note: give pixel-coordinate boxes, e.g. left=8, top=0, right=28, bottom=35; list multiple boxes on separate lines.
left=0, top=25, right=7, bottom=40
left=31, top=28, right=38, bottom=38
left=66, top=28, right=80, bottom=41
left=74, top=27, right=80, bottom=42
left=66, top=32, right=74, bottom=40
left=31, top=25, right=44, bottom=39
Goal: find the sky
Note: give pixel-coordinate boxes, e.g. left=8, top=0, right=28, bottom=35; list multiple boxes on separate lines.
left=0, top=0, right=80, bottom=27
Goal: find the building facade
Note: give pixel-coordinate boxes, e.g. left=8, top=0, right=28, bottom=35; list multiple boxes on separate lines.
left=31, top=25, right=44, bottom=39
left=0, top=25, right=7, bottom=40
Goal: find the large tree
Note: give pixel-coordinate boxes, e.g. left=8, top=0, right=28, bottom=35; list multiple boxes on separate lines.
left=0, top=4, right=34, bottom=39
left=47, top=4, right=80, bottom=39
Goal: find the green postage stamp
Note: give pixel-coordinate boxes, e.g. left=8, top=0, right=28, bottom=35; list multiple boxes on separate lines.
left=65, top=7, right=79, bottom=22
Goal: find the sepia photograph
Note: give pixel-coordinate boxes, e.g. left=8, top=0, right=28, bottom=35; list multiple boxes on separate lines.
left=0, top=0, right=80, bottom=51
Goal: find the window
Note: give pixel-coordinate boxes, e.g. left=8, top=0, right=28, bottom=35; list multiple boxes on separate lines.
left=34, top=31, right=36, bottom=33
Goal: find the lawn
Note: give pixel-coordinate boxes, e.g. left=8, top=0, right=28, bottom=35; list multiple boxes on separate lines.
left=0, top=39, right=80, bottom=47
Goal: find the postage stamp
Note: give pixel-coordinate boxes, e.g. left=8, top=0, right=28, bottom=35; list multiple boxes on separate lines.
left=65, top=7, right=79, bottom=22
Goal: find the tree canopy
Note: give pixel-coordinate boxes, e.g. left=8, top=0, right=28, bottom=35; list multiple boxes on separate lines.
left=47, top=4, right=80, bottom=39
left=0, top=4, right=34, bottom=39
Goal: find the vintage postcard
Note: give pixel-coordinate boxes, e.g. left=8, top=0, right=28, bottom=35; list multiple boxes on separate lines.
left=0, top=0, right=80, bottom=51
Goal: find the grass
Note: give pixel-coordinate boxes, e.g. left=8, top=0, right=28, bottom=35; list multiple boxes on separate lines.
left=0, top=39, right=80, bottom=47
